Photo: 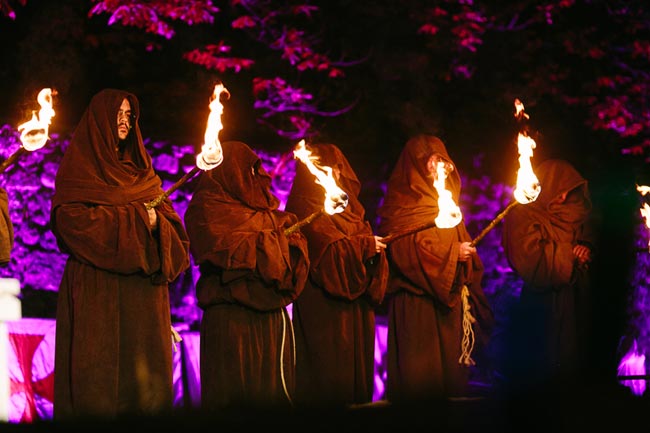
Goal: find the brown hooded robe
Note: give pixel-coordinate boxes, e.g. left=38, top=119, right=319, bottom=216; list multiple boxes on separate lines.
left=377, top=135, right=493, bottom=402
left=501, top=158, right=595, bottom=390
left=184, top=141, right=310, bottom=411
left=284, top=143, right=388, bottom=408
left=51, top=89, right=190, bottom=419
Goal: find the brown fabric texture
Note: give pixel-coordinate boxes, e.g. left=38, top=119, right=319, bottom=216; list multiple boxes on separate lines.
left=501, top=158, right=595, bottom=390
left=376, top=134, right=493, bottom=402
left=184, top=140, right=310, bottom=410
left=503, top=159, right=593, bottom=289
left=0, top=188, right=13, bottom=264
left=284, top=143, right=388, bottom=407
left=51, top=89, right=191, bottom=419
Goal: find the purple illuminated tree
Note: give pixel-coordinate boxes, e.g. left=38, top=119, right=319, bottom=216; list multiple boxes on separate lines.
left=2, top=0, right=650, bottom=163
left=85, top=0, right=352, bottom=141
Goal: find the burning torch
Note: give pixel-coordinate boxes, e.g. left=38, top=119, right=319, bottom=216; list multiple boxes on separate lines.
left=469, top=98, right=541, bottom=247
left=146, top=83, right=230, bottom=210
left=636, top=184, right=650, bottom=253
left=284, top=140, right=349, bottom=236
left=0, top=88, right=56, bottom=175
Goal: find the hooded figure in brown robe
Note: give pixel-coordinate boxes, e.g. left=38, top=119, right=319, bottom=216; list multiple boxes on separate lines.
left=377, top=134, right=494, bottom=403
left=501, top=158, right=595, bottom=393
left=284, top=143, right=389, bottom=408
left=184, top=140, right=310, bottom=411
left=0, top=187, right=13, bottom=265
left=51, top=89, right=191, bottom=419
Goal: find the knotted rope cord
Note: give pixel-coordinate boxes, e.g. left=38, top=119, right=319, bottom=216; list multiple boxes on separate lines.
left=170, top=325, right=183, bottom=353
left=279, top=306, right=296, bottom=406
left=458, top=284, right=477, bottom=366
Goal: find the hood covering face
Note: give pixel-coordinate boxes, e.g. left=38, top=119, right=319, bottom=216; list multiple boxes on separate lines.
left=285, top=143, right=372, bottom=264
left=184, top=140, right=310, bottom=311
left=52, top=88, right=162, bottom=208
left=377, top=134, right=460, bottom=236
left=204, top=140, right=279, bottom=211
left=530, top=159, right=592, bottom=234
left=184, top=140, right=290, bottom=267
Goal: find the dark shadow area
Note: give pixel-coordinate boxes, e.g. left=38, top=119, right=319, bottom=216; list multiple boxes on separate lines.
left=8, top=386, right=649, bottom=433
left=19, top=287, right=57, bottom=319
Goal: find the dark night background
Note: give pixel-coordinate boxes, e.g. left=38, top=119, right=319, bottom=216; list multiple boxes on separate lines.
left=0, top=0, right=649, bottom=425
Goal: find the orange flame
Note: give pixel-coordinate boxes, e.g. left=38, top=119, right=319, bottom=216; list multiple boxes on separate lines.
left=637, top=184, right=650, bottom=251
left=17, top=88, right=55, bottom=151
left=512, top=99, right=541, bottom=204
left=514, top=98, right=529, bottom=121
left=432, top=159, right=462, bottom=228
left=637, top=184, right=650, bottom=196
left=293, top=140, right=348, bottom=215
left=196, top=83, right=230, bottom=170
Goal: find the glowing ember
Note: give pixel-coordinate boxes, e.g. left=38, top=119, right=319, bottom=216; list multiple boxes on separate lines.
left=432, top=158, right=462, bottom=228
left=17, top=88, right=55, bottom=151
left=293, top=139, right=348, bottom=215
left=196, top=83, right=229, bottom=170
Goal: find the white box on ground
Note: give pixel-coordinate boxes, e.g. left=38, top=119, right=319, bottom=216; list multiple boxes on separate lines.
left=0, top=278, right=21, bottom=321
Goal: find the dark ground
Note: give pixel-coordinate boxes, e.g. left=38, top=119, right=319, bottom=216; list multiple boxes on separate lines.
left=2, top=379, right=647, bottom=432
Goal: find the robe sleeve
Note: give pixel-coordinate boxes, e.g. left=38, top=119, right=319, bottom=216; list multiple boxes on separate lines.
left=195, top=228, right=298, bottom=287
left=53, top=201, right=189, bottom=282
left=148, top=200, right=191, bottom=284
left=388, top=226, right=461, bottom=307
left=309, top=234, right=378, bottom=301
left=502, top=207, right=575, bottom=290
left=195, top=228, right=310, bottom=311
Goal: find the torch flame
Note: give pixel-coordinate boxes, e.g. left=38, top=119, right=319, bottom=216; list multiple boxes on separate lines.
left=512, top=99, right=541, bottom=204
left=293, top=140, right=348, bottom=215
left=513, top=133, right=541, bottom=203
left=637, top=184, right=650, bottom=252
left=640, top=203, right=650, bottom=249
left=17, top=88, right=55, bottom=151
left=432, top=159, right=462, bottom=228
left=637, top=184, right=650, bottom=197
left=196, top=83, right=230, bottom=171
left=514, top=98, right=529, bottom=121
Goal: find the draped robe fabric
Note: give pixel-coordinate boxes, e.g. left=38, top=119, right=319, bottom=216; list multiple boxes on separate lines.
left=501, top=159, right=595, bottom=391
left=184, top=141, right=310, bottom=411
left=51, top=89, right=191, bottom=419
left=377, top=134, right=493, bottom=402
left=284, top=143, right=388, bottom=408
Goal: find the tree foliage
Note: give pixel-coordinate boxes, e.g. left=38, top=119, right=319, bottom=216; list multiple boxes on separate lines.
left=71, top=1, right=650, bottom=161
left=2, top=0, right=650, bottom=169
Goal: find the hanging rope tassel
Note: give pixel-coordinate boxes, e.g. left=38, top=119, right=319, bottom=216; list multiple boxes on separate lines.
left=170, top=325, right=183, bottom=353
left=279, top=307, right=296, bottom=406
left=458, top=285, right=477, bottom=366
